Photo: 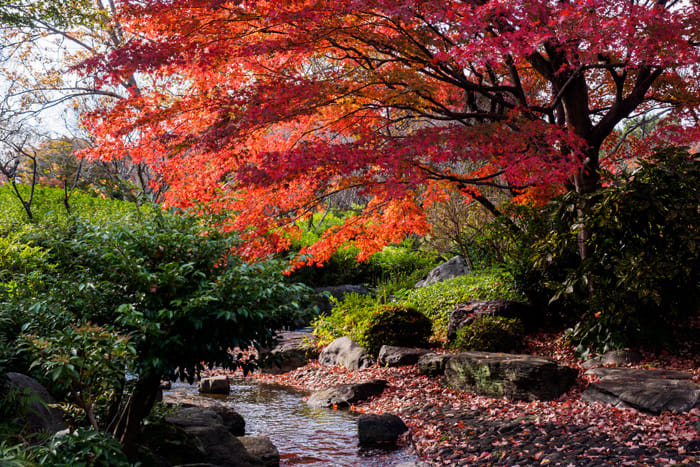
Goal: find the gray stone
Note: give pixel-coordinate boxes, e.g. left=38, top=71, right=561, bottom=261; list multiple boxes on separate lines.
left=307, top=379, right=388, bottom=408
left=261, top=331, right=318, bottom=375
left=416, top=353, right=452, bottom=377
left=314, top=285, right=370, bottom=314
left=318, top=336, right=374, bottom=370
left=581, top=349, right=643, bottom=369
left=582, top=367, right=700, bottom=414
left=445, top=352, right=577, bottom=401
left=377, top=346, right=431, bottom=367
left=6, top=372, right=66, bottom=435
left=238, top=436, right=280, bottom=467
left=198, top=376, right=230, bottom=394
left=165, top=406, right=263, bottom=466
left=447, top=299, right=540, bottom=340
left=415, top=255, right=469, bottom=287
left=167, top=406, right=245, bottom=436
left=357, top=413, right=408, bottom=445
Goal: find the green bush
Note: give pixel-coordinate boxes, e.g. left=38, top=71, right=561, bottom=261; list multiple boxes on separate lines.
left=451, top=316, right=525, bottom=352
left=311, top=293, right=378, bottom=347
left=531, top=146, right=700, bottom=353
left=37, top=428, right=129, bottom=467
left=403, top=268, right=523, bottom=342
left=362, top=305, right=432, bottom=356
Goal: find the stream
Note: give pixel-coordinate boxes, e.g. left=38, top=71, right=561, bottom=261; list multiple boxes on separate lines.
left=167, top=378, right=418, bottom=466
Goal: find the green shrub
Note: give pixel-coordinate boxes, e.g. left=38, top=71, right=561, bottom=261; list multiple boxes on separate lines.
left=311, top=293, right=378, bottom=347
left=451, top=316, right=525, bottom=352
left=531, top=147, right=700, bottom=353
left=361, top=305, right=432, bottom=356
left=403, top=268, right=523, bottom=342
left=37, top=428, right=129, bottom=466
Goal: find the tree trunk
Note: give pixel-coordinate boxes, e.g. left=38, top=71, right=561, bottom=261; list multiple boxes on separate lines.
left=573, top=146, right=601, bottom=262
left=113, top=372, right=161, bottom=456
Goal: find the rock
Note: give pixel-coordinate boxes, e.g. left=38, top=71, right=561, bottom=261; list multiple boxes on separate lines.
left=318, top=336, right=374, bottom=370
left=581, top=349, right=643, bottom=369
left=261, top=330, right=318, bottom=375
left=165, top=406, right=263, bottom=466
left=160, top=380, right=172, bottom=390
left=582, top=367, right=700, bottom=414
left=140, top=421, right=208, bottom=466
left=445, top=352, right=578, bottom=401
left=199, top=376, right=230, bottom=395
left=416, top=353, right=452, bottom=377
left=314, top=285, right=370, bottom=314
left=6, top=372, right=66, bottom=435
left=377, top=346, right=431, bottom=367
left=415, top=255, right=469, bottom=287
left=357, top=413, right=408, bottom=445
left=238, top=436, right=280, bottom=467
left=307, top=379, right=388, bottom=408
left=182, top=424, right=264, bottom=467
left=167, top=406, right=245, bottom=436
left=447, top=299, right=541, bottom=340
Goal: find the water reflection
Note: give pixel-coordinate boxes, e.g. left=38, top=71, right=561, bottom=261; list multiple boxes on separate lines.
left=168, top=379, right=417, bottom=466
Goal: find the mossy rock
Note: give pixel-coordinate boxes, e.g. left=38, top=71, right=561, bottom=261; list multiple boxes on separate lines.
left=362, top=305, right=432, bottom=356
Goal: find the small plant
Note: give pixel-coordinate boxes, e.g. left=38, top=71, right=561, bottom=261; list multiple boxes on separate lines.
left=361, top=305, right=432, bottom=356
left=451, top=316, right=525, bottom=352
left=37, top=428, right=129, bottom=467
left=311, top=293, right=378, bottom=347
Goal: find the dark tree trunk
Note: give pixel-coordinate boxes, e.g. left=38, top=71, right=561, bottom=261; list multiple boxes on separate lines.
left=113, top=372, right=161, bottom=456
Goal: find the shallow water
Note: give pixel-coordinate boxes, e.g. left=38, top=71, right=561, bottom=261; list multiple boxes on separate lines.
left=168, top=378, right=417, bottom=466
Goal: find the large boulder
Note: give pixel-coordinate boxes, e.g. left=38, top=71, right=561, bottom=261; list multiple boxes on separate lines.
left=140, top=421, right=208, bottom=466
left=416, top=353, right=452, bottom=377
left=199, top=376, right=230, bottom=395
left=357, top=413, right=408, bottom=446
left=377, top=346, right=430, bottom=367
left=314, top=285, right=370, bottom=314
left=261, top=330, right=319, bottom=374
left=415, top=255, right=469, bottom=287
left=447, top=299, right=541, bottom=339
left=167, top=406, right=245, bottom=436
left=238, top=436, right=280, bottom=467
left=445, top=352, right=577, bottom=401
left=165, top=406, right=265, bottom=467
left=6, top=372, right=67, bottom=436
left=582, top=367, right=700, bottom=414
left=307, top=379, right=388, bottom=408
left=318, top=336, right=374, bottom=370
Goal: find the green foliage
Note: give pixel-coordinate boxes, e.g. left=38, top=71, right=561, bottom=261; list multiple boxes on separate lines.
left=36, top=428, right=129, bottom=467
left=451, top=316, right=525, bottom=352
left=23, top=323, right=136, bottom=430
left=286, top=210, right=438, bottom=287
left=403, top=268, right=523, bottom=342
left=0, top=442, right=40, bottom=467
left=362, top=305, right=432, bottom=357
left=531, top=147, right=700, bottom=352
left=311, top=293, right=379, bottom=347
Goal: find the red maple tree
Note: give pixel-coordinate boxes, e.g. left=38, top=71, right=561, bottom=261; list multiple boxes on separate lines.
left=81, top=0, right=700, bottom=264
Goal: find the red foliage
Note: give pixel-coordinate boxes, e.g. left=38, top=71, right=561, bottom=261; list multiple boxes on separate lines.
left=80, top=0, right=700, bottom=264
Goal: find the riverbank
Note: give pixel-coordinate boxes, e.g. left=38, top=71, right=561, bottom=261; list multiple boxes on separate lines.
left=211, top=332, right=700, bottom=466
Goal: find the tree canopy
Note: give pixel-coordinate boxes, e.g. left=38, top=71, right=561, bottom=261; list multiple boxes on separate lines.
left=82, top=0, right=700, bottom=265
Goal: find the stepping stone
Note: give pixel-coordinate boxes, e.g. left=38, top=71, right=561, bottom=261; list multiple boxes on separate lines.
left=582, top=367, right=700, bottom=414
left=357, top=413, right=408, bottom=446
left=445, top=351, right=577, bottom=401
left=307, top=379, right=387, bottom=408
left=581, top=349, right=643, bottom=369
left=377, top=345, right=430, bottom=367
left=199, top=376, right=230, bottom=394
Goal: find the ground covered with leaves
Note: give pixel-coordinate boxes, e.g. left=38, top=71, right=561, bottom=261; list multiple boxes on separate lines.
left=242, top=332, right=700, bottom=466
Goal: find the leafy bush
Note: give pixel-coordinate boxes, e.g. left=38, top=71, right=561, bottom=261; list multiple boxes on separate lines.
left=37, top=428, right=129, bottom=467
left=362, top=305, right=432, bottom=356
left=403, top=268, right=523, bottom=342
left=531, top=147, right=700, bottom=353
left=311, top=293, right=378, bottom=347
left=451, top=316, right=525, bottom=352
